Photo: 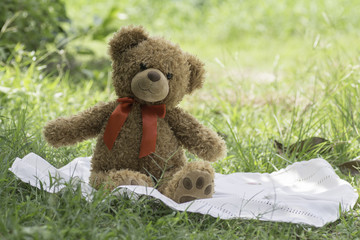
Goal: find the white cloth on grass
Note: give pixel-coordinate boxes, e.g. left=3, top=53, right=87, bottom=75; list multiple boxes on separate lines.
left=9, top=152, right=358, bottom=227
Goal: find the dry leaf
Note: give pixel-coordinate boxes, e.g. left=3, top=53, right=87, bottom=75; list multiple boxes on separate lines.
left=338, top=159, right=360, bottom=175
left=274, top=140, right=285, bottom=154
left=274, top=137, right=331, bottom=155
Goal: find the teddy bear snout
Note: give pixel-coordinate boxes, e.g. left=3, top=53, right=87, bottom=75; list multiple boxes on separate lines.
left=147, top=71, right=160, bottom=82
left=131, top=68, right=169, bottom=102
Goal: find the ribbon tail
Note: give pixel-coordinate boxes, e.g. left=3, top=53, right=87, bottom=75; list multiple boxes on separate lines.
left=103, top=103, right=132, bottom=150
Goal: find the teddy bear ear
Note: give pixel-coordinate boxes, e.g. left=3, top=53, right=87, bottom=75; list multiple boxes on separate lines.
left=109, top=25, right=148, bottom=60
left=187, top=54, right=205, bottom=93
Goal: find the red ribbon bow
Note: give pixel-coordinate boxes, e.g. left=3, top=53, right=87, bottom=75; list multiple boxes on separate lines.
left=103, top=97, right=166, bottom=158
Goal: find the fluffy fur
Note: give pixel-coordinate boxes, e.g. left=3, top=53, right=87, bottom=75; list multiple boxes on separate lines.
left=43, top=25, right=227, bottom=203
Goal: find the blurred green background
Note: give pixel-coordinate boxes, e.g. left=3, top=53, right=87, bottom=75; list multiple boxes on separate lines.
left=2, top=0, right=360, bottom=180
left=2, top=0, right=360, bottom=178
left=2, top=0, right=360, bottom=71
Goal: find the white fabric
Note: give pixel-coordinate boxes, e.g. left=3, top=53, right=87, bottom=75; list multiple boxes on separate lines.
left=9, top=153, right=358, bottom=227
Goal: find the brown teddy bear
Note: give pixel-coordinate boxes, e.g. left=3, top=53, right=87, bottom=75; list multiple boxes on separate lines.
left=43, top=25, right=227, bottom=203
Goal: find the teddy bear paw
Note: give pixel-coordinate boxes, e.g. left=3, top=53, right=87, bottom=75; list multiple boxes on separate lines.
left=120, top=178, right=148, bottom=186
left=102, top=170, right=154, bottom=190
left=173, top=170, right=214, bottom=203
left=106, top=177, right=152, bottom=191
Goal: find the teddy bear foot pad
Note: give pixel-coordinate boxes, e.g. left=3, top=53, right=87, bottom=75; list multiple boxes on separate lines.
left=173, top=170, right=214, bottom=203
left=9, top=153, right=358, bottom=227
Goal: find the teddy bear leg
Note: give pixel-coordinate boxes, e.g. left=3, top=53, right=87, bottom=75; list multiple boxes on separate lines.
left=90, top=169, right=154, bottom=191
left=162, top=161, right=215, bottom=203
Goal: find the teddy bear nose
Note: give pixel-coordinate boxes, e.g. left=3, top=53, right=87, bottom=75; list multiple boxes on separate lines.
left=147, top=71, right=161, bottom=82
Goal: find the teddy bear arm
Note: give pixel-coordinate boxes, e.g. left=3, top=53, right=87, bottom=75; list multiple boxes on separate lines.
left=43, top=101, right=116, bottom=147
left=166, top=108, right=227, bottom=162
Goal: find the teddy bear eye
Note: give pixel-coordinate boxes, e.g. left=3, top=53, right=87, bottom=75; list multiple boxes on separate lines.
left=166, top=73, right=173, bottom=80
left=140, top=63, right=147, bottom=71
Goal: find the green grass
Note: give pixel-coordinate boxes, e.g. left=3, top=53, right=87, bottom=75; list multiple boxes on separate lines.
left=1, top=0, right=360, bottom=239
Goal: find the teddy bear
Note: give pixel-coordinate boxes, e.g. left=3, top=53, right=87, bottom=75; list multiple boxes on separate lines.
left=43, top=25, right=227, bottom=203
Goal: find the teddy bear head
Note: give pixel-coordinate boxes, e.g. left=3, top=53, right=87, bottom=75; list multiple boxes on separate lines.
left=108, top=25, right=205, bottom=108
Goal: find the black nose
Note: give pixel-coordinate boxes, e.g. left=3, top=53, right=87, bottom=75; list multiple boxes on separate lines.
left=147, top=71, right=161, bottom=82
